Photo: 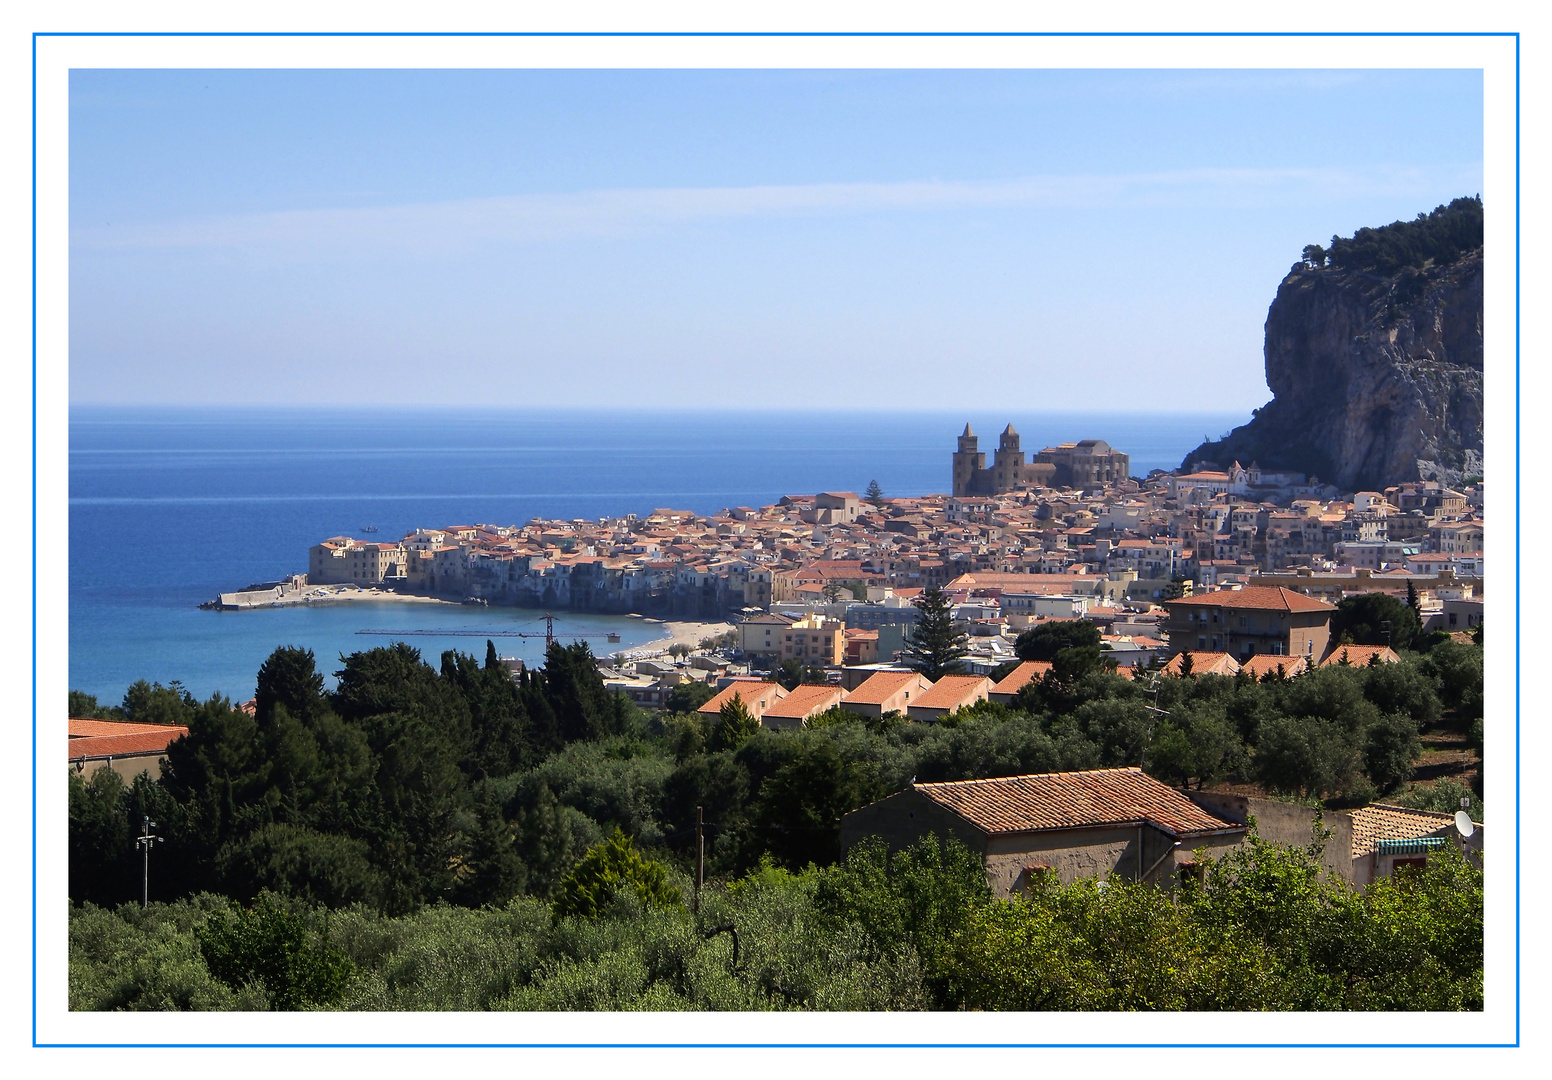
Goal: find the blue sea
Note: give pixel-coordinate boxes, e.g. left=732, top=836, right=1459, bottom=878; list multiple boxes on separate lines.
left=68, top=407, right=1245, bottom=704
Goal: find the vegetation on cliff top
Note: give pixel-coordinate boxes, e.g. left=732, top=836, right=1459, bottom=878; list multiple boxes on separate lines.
left=1300, top=195, right=1482, bottom=276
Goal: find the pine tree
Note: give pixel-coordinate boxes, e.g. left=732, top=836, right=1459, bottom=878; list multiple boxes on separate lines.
left=711, top=692, right=761, bottom=751
left=904, top=585, right=969, bottom=680
left=865, top=479, right=886, bottom=508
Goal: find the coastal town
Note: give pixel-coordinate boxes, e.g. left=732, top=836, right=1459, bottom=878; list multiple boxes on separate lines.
left=65, top=67, right=1495, bottom=1022
left=214, top=423, right=1488, bottom=706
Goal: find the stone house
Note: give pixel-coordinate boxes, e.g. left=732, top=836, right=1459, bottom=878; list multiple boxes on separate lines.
left=1163, top=585, right=1335, bottom=663
left=840, top=768, right=1246, bottom=897
left=1347, top=804, right=1483, bottom=885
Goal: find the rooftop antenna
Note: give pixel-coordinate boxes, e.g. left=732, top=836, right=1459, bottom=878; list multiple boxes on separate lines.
left=1454, top=809, right=1476, bottom=839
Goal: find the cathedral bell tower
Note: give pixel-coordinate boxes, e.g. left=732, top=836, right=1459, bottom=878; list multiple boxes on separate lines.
left=993, top=423, right=1025, bottom=490
left=952, top=423, right=985, bottom=496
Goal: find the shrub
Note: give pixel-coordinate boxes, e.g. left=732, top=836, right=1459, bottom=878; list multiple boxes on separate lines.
left=551, top=828, right=683, bottom=921
left=195, top=894, right=354, bottom=1009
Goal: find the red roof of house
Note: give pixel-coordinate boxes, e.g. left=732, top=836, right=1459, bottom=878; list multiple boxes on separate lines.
left=910, top=674, right=992, bottom=711
left=913, top=768, right=1243, bottom=838
left=844, top=670, right=926, bottom=705
left=764, top=684, right=846, bottom=720
left=696, top=681, right=787, bottom=715
left=1238, top=655, right=1309, bottom=680
left=1320, top=645, right=1401, bottom=668
left=1161, top=651, right=1241, bottom=677
left=1166, top=585, right=1334, bottom=613
left=68, top=718, right=177, bottom=739
left=990, top=660, right=1052, bottom=695
left=68, top=719, right=188, bottom=760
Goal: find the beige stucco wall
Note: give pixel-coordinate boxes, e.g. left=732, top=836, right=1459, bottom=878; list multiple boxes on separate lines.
left=73, top=754, right=164, bottom=787
left=1186, top=792, right=1355, bottom=881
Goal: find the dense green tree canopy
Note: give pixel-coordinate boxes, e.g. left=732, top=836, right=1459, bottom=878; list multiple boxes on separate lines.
left=1331, top=592, right=1422, bottom=651
left=1014, top=619, right=1102, bottom=662
left=69, top=634, right=1472, bottom=927
left=1307, top=196, right=1482, bottom=275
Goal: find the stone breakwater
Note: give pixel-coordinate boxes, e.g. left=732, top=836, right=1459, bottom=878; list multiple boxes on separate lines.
left=201, top=581, right=458, bottom=611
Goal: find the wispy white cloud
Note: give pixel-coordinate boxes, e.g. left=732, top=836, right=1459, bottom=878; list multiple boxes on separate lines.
left=72, top=164, right=1483, bottom=257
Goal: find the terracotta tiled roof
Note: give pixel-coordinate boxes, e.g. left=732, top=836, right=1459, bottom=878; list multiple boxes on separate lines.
left=1320, top=645, right=1401, bottom=668
left=1161, top=651, right=1241, bottom=677
left=914, top=768, right=1244, bottom=838
left=1238, top=655, right=1309, bottom=680
left=696, top=681, right=786, bottom=715
left=68, top=718, right=180, bottom=739
left=990, top=661, right=1053, bottom=695
left=911, top=675, right=992, bottom=711
left=844, top=670, right=924, bottom=705
left=1166, top=585, right=1334, bottom=613
left=764, top=684, right=846, bottom=720
left=68, top=720, right=188, bottom=761
left=1349, top=804, right=1462, bottom=860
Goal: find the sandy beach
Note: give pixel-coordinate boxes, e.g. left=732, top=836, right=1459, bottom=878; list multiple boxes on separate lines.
left=633, top=619, right=738, bottom=654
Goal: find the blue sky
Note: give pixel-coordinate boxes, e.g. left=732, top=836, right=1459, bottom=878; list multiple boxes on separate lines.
left=68, top=68, right=1482, bottom=411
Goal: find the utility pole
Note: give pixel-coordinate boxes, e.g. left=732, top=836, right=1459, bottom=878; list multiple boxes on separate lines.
left=136, top=815, right=160, bottom=909
left=1139, top=673, right=1169, bottom=774
left=694, top=805, right=705, bottom=915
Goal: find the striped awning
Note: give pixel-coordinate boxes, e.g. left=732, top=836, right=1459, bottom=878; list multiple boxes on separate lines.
left=1374, top=836, right=1448, bottom=856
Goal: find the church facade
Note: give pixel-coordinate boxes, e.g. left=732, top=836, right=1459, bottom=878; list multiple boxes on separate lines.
left=952, top=425, right=1130, bottom=496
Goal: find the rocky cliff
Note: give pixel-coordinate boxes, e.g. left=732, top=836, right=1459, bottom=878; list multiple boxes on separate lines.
left=1182, top=214, right=1483, bottom=493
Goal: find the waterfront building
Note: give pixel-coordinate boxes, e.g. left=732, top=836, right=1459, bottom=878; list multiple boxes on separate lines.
left=308, top=537, right=407, bottom=585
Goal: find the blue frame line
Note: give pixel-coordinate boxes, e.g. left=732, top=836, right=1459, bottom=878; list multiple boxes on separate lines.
left=30, top=25, right=38, bottom=1055
left=33, top=29, right=1514, bottom=1048
left=1513, top=28, right=1522, bottom=1052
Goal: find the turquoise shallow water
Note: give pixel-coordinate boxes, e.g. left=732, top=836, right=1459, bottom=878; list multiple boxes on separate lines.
left=68, top=406, right=1244, bottom=704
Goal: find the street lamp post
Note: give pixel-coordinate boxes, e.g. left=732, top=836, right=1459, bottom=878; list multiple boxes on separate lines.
left=135, top=815, right=160, bottom=909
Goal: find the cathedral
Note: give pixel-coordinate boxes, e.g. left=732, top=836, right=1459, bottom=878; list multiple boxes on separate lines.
left=952, top=424, right=1129, bottom=496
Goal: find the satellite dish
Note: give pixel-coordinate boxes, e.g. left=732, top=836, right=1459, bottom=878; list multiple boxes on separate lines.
left=1455, top=810, right=1476, bottom=838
